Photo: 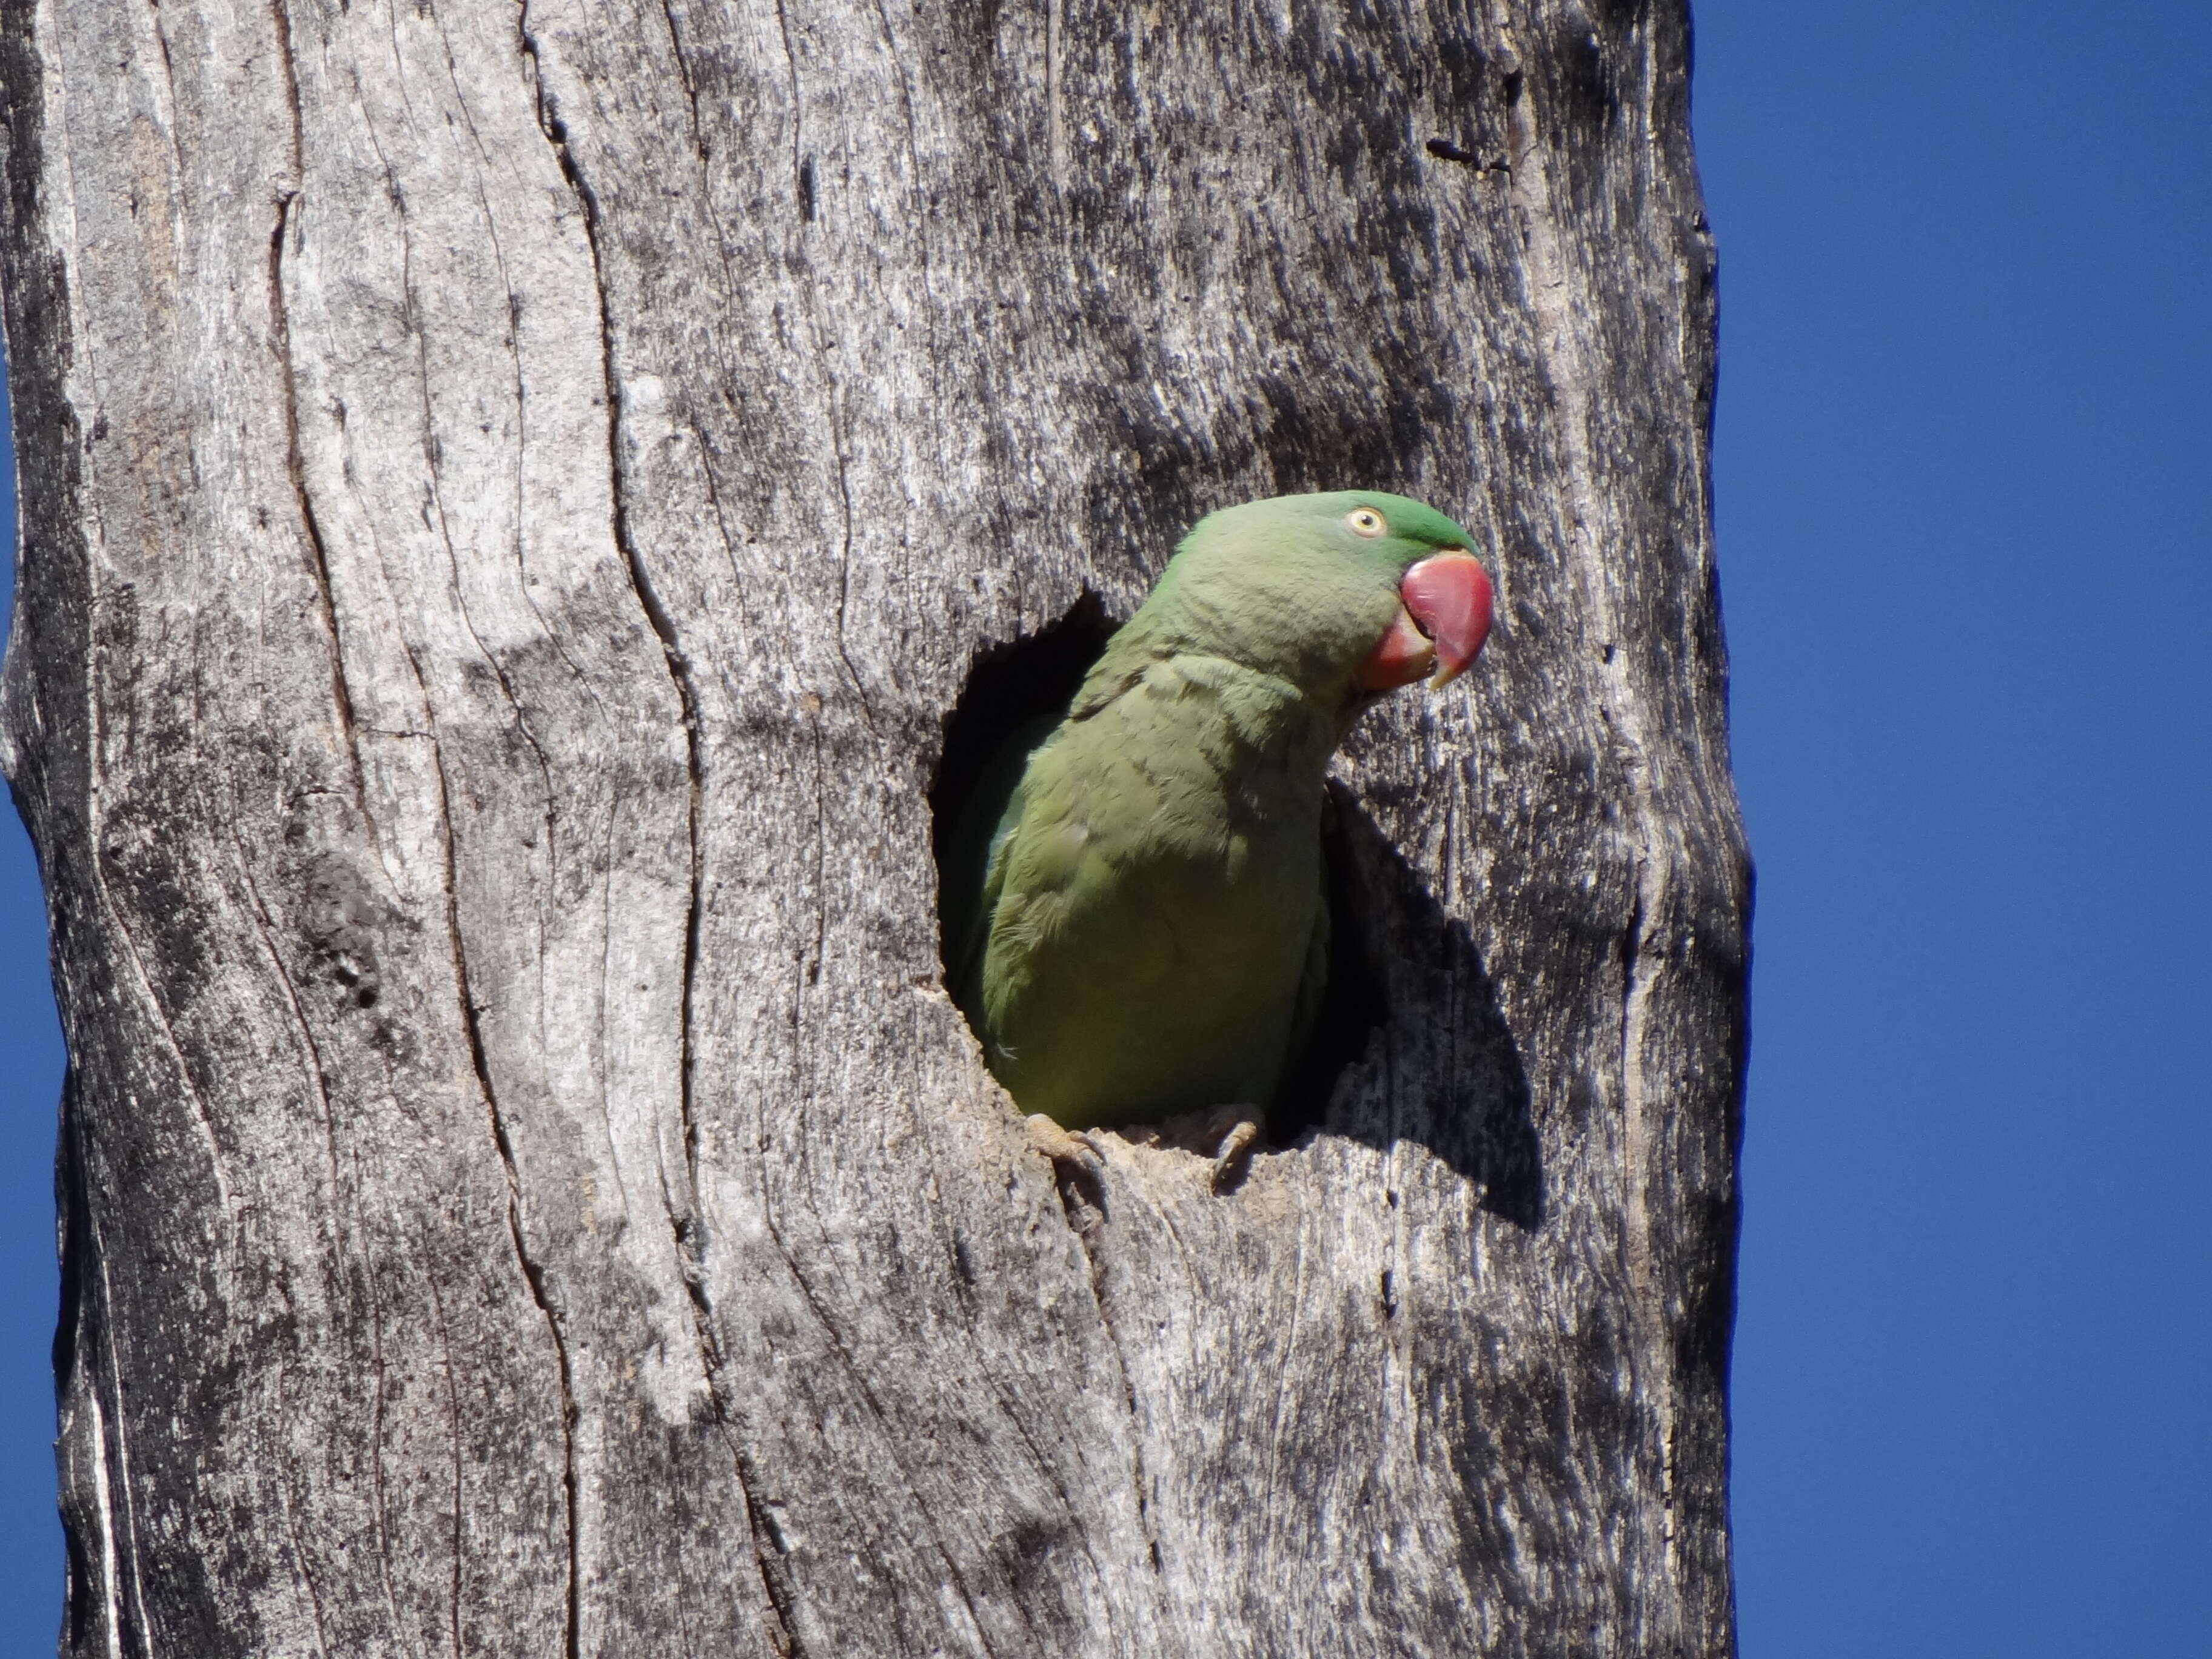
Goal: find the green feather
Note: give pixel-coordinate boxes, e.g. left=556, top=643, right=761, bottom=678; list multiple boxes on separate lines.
left=948, top=491, right=1480, bottom=1129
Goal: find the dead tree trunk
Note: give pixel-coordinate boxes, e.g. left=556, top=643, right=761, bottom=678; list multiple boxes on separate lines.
left=0, top=0, right=1744, bottom=1651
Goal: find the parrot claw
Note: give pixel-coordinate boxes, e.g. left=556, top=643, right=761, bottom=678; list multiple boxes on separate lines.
left=1209, top=1116, right=1262, bottom=1192
left=1144, top=1103, right=1264, bottom=1191
left=1024, top=1114, right=1106, bottom=1181
left=1026, top=1114, right=1109, bottom=1233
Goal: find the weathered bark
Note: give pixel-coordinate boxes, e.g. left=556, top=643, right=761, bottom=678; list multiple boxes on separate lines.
left=0, top=0, right=1744, bottom=1651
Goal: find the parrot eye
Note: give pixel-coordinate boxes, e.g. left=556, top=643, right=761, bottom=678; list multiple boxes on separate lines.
left=1345, top=508, right=1387, bottom=538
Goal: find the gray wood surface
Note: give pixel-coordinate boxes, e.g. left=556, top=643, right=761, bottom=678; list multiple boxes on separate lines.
left=0, top=0, right=1747, bottom=1651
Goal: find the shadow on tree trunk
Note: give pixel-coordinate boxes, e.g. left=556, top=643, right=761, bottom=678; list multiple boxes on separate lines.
left=1296, top=783, right=1544, bottom=1232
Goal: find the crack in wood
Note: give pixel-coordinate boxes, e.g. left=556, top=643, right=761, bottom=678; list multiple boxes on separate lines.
left=432, top=738, right=581, bottom=1659
left=266, top=179, right=370, bottom=799
left=1050, top=1159, right=1168, bottom=1590
left=515, top=18, right=795, bottom=1653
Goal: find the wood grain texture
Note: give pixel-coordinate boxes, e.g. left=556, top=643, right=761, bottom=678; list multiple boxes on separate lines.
left=0, top=0, right=1746, bottom=1651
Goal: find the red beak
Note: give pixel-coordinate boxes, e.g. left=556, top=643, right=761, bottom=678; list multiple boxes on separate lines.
left=1353, top=551, right=1496, bottom=691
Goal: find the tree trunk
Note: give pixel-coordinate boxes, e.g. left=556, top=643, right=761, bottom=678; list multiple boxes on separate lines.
left=0, top=0, right=1745, bottom=1651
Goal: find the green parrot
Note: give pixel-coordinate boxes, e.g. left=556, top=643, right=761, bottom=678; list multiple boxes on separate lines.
left=944, top=491, right=1495, bottom=1179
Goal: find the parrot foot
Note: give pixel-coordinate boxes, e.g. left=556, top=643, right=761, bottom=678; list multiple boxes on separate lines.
left=1024, top=1113, right=1106, bottom=1181
left=1208, top=1116, right=1262, bottom=1193
left=1138, top=1104, right=1264, bottom=1192
left=1025, top=1114, right=1108, bottom=1232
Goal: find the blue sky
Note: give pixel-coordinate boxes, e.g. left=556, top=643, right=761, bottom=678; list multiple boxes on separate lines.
left=1701, top=0, right=2210, bottom=1652
left=1, top=0, right=2207, bottom=1646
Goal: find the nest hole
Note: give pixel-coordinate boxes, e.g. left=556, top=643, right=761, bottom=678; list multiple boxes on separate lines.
left=931, top=593, right=1116, bottom=865
left=930, top=594, right=1388, bottom=1153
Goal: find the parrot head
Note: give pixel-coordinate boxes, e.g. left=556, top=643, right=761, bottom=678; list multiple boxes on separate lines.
left=1139, top=491, right=1495, bottom=714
